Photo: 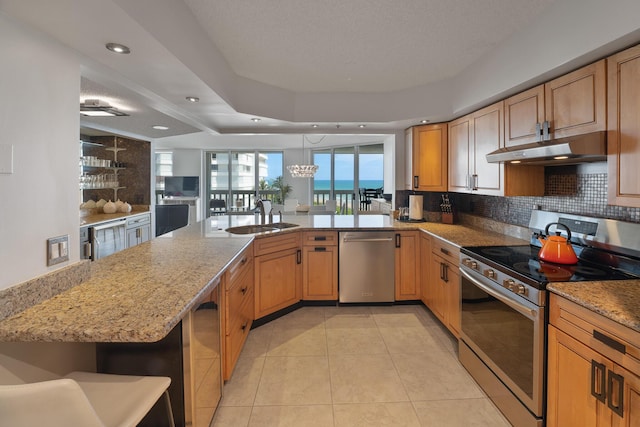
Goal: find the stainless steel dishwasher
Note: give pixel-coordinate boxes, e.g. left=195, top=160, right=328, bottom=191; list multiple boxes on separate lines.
left=339, top=231, right=395, bottom=303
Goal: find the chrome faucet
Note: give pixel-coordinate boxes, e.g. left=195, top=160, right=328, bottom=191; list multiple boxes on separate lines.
left=255, top=199, right=266, bottom=224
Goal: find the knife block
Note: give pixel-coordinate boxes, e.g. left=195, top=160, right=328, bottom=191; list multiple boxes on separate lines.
left=441, top=212, right=455, bottom=224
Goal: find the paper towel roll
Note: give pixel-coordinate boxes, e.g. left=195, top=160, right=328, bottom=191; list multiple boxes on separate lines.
left=409, top=195, right=423, bottom=220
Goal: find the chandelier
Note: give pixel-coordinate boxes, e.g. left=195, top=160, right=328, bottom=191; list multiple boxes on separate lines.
left=287, top=135, right=319, bottom=178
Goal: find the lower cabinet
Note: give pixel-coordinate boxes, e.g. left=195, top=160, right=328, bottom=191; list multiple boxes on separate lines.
left=126, top=212, right=151, bottom=248
left=253, top=232, right=302, bottom=319
left=222, top=245, right=253, bottom=381
left=428, top=237, right=460, bottom=338
left=547, top=294, right=640, bottom=427
left=420, top=232, right=433, bottom=308
left=302, top=231, right=338, bottom=300
left=395, top=231, right=421, bottom=300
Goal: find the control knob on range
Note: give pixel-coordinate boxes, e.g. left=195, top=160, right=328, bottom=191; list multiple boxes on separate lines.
left=503, top=279, right=528, bottom=296
left=462, top=258, right=479, bottom=270
left=484, top=269, right=497, bottom=280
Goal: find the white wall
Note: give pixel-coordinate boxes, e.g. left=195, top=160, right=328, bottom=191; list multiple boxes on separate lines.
left=171, top=149, right=202, bottom=176
left=0, top=14, right=81, bottom=291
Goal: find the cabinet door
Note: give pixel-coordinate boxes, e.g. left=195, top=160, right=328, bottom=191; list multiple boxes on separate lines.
left=607, top=45, right=640, bottom=207
left=504, top=85, right=545, bottom=147
left=404, top=127, right=413, bottom=190
left=448, top=115, right=472, bottom=193
left=303, top=246, right=338, bottom=300
left=545, top=59, right=606, bottom=139
left=420, top=233, right=432, bottom=308
left=444, top=262, right=460, bottom=337
left=428, top=254, right=446, bottom=324
left=547, top=325, right=613, bottom=427
left=613, top=365, right=640, bottom=427
left=394, top=231, right=420, bottom=300
left=254, top=248, right=301, bottom=319
left=412, top=124, right=448, bottom=191
left=471, top=102, right=504, bottom=196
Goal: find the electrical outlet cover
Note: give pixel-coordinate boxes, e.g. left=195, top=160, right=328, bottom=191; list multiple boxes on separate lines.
left=47, top=235, right=69, bottom=266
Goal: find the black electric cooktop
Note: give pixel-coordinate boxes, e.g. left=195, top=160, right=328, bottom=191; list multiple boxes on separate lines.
left=461, top=245, right=639, bottom=285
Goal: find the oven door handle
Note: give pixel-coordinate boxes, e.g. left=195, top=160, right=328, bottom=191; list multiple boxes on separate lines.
left=460, top=268, right=537, bottom=320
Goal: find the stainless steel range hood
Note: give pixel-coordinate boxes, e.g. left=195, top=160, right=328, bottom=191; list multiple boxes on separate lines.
left=486, top=131, right=606, bottom=165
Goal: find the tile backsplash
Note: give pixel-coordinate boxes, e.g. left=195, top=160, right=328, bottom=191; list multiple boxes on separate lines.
left=398, top=171, right=640, bottom=228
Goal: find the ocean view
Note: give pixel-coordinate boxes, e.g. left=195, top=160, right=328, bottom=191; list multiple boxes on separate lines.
left=314, top=179, right=383, bottom=191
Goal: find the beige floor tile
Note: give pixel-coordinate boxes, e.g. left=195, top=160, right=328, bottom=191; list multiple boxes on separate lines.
left=248, top=405, right=334, bottom=427
left=372, top=312, right=425, bottom=328
left=211, top=406, right=252, bottom=427
left=325, top=305, right=372, bottom=318
left=333, top=402, right=421, bottom=427
left=413, top=398, right=511, bottom=426
left=239, top=324, right=274, bottom=358
left=266, top=325, right=327, bottom=356
left=220, top=356, right=265, bottom=407
left=378, top=326, right=442, bottom=354
left=254, top=356, right=332, bottom=405
left=268, top=307, right=326, bottom=329
left=427, top=324, right=459, bottom=354
left=369, top=304, right=422, bottom=315
left=324, top=312, right=378, bottom=329
left=391, top=352, right=484, bottom=401
left=326, top=327, right=387, bottom=355
left=329, top=354, right=409, bottom=403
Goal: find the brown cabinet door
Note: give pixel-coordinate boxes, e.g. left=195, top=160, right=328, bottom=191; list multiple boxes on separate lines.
left=504, top=85, right=545, bottom=147
left=471, top=102, right=504, bottom=196
left=608, top=45, right=640, bottom=207
left=613, top=365, right=640, bottom=427
left=394, top=231, right=420, bottom=300
left=444, top=264, right=460, bottom=337
left=428, top=254, right=446, bottom=324
left=254, top=247, right=301, bottom=319
left=448, top=116, right=472, bottom=193
left=545, top=59, right=606, bottom=139
left=412, top=124, right=448, bottom=191
left=420, top=233, right=432, bottom=308
left=303, top=245, right=338, bottom=300
left=547, top=325, right=613, bottom=427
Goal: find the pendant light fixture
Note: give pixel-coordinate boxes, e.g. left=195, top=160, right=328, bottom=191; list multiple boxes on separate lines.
left=287, top=135, right=319, bottom=178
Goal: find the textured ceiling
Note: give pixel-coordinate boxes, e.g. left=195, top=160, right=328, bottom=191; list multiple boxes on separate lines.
left=183, top=0, right=556, bottom=93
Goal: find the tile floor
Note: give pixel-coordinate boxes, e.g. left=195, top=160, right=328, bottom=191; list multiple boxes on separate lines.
left=211, top=304, right=511, bottom=427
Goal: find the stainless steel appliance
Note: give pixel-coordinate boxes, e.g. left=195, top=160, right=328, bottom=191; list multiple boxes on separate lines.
left=459, top=210, right=640, bottom=427
left=91, top=218, right=127, bottom=260
left=339, top=231, right=395, bottom=303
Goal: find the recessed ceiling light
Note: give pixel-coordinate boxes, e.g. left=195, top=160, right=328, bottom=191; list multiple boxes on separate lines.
left=420, top=119, right=430, bottom=124
left=510, top=160, right=521, bottom=164
left=186, top=96, right=199, bottom=103
left=105, top=43, right=131, bottom=54
left=251, top=118, right=261, bottom=122
left=80, top=99, right=128, bottom=117
left=311, top=124, right=319, bottom=128
left=152, top=125, right=169, bottom=130
left=554, top=156, right=569, bottom=160
left=359, top=124, right=366, bottom=128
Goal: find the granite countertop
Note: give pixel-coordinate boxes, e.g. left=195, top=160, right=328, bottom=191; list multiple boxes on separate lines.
left=548, top=281, right=640, bottom=333
left=5, top=212, right=635, bottom=343
left=80, top=208, right=150, bottom=227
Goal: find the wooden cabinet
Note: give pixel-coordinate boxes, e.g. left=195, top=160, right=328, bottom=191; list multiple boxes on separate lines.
left=505, top=60, right=606, bottom=147
left=253, top=232, right=301, bottom=319
left=428, top=237, right=460, bottom=337
left=547, top=293, right=640, bottom=427
left=449, top=101, right=544, bottom=197
left=222, top=245, right=253, bottom=381
left=394, top=231, right=421, bottom=300
left=409, top=123, right=448, bottom=191
left=420, top=232, right=432, bottom=308
left=607, top=44, right=640, bottom=207
left=125, top=213, right=151, bottom=248
left=302, top=231, right=338, bottom=300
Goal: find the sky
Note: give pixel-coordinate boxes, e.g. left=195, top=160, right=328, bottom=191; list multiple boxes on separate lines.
left=314, top=154, right=383, bottom=180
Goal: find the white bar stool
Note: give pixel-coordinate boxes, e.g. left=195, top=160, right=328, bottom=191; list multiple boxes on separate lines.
left=0, top=371, right=175, bottom=427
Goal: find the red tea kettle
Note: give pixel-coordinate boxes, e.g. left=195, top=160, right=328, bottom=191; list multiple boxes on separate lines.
left=538, top=222, right=579, bottom=265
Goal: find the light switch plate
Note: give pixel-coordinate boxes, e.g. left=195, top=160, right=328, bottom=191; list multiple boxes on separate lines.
left=47, top=235, right=69, bottom=266
left=0, top=144, right=14, bottom=174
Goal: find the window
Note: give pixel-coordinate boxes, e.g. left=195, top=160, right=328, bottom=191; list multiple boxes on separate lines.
left=155, top=151, right=173, bottom=191
left=205, top=150, right=284, bottom=216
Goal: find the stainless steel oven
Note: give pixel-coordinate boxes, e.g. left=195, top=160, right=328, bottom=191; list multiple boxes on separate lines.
left=458, top=210, right=640, bottom=427
left=459, top=261, right=545, bottom=427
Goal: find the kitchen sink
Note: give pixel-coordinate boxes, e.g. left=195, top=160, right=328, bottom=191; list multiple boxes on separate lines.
left=225, top=223, right=299, bottom=234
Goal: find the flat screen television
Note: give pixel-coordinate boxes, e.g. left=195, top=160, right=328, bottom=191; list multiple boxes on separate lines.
left=164, top=176, right=200, bottom=197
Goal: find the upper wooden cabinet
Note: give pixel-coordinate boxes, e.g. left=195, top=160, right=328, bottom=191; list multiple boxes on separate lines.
left=504, top=60, right=606, bottom=147
left=449, top=101, right=544, bottom=197
left=409, top=124, right=448, bottom=192
left=607, top=45, right=640, bottom=207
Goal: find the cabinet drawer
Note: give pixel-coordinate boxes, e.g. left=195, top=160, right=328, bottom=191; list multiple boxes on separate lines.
left=126, top=212, right=151, bottom=229
left=253, top=232, right=300, bottom=256
left=302, top=231, right=338, bottom=246
left=431, top=236, right=460, bottom=265
left=226, top=265, right=254, bottom=332
left=225, top=293, right=253, bottom=378
left=226, top=245, right=253, bottom=288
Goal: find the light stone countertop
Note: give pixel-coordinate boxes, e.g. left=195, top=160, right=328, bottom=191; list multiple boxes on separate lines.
left=6, top=213, right=637, bottom=343
left=547, top=281, right=640, bottom=333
